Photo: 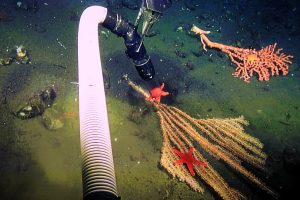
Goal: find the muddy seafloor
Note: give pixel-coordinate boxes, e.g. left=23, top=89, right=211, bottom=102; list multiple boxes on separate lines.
left=0, top=0, right=300, bottom=200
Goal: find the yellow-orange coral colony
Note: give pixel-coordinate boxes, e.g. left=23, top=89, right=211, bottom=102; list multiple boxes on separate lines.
left=156, top=104, right=277, bottom=200
left=191, top=25, right=293, bottom=83
left=125, top=78, right=277, bottom=200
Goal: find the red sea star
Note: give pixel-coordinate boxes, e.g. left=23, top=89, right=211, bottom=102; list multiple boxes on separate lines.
left=173, top=147, right=208, bottom=176
left=147, top=83, right=169, bottom=103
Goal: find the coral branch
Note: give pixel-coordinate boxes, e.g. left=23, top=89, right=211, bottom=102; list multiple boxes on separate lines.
left=191, top=25, right=293, bottom=83
left=125, top=78, right=278, bottom=199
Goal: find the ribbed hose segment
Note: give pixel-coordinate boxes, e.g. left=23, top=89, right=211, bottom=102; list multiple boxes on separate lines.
left=78, top=6, right=118, bottom=199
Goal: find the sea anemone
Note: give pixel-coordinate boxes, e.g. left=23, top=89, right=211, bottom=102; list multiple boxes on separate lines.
left=15, top=45, right=26, bottom=58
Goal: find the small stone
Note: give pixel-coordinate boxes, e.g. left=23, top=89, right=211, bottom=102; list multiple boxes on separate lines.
left=42, top=108, right=64, bottom=130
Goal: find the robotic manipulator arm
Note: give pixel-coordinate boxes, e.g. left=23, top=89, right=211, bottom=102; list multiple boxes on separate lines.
left=133, top=0, right=172, bottom=87
left=135, top=0, right=172, bottom=37
left=102, top=0, right=171, bottom=82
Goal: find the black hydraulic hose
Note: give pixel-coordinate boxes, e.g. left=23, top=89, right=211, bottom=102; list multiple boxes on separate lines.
left=103, top=10, right=155, bottom=80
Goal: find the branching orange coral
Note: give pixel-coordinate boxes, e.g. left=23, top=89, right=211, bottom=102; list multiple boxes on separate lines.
left=125, top=77, right=277, bottom=200
left=191, top=25, right=293, bottom=83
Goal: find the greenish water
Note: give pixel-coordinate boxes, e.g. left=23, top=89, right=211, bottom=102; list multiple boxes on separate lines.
left=1, top=0, right=300, bottom=200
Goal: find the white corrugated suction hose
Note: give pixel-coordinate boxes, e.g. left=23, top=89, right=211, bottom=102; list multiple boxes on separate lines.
left=78, top=6, right=118, bottom=199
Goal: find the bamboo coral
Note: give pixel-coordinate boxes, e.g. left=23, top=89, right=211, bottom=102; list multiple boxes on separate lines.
left=125, top=77, right=277, bottom=199
left=156, top=103, right=275, bottom=199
